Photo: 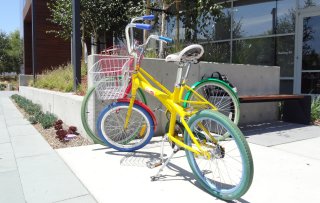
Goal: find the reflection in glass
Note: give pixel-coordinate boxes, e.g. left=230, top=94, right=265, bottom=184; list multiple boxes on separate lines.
left=301, top=72, right=320, bottom=94
left=276, top=35, right=295, bottom=77
left=232, top=37, right=275, bottom=66
left=299, top=0, right=320, bottom=8
left=233, top=0, right=276, bottom=37
left=197, top=2, right=231, bottom=41
left=276, top=0, right=296, bottom=34
left=280, top=80, right=294, bottom=94
left=202, top=42, right=230, bottom=63
left=302, top=15, right=320, bottom=70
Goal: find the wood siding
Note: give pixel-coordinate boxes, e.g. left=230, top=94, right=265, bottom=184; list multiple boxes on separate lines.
left=23, top=0, right=71, bottom=74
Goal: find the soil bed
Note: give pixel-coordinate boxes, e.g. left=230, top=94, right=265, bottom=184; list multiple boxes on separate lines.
left=12, top=99, right=93, bottom=149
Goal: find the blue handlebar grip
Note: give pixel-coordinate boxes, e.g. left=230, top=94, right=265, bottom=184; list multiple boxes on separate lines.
left=142, top=15, right=155, bottom=20
left=159, top=36, right=173, bottom=43
left=135, top=23, right=153, bottom=30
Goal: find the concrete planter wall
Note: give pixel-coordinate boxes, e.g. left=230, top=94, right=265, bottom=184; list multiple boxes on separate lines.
left=18, top=86, right=89, bottom=140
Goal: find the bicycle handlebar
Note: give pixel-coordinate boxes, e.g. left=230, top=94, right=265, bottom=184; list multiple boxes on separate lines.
left=142, top=15, right=155, bottom=20
left=125, top=17, right=173, bottom=54
left=131, top=15, right=155, bottom=22
left=159, top=36, right=173, bottom=43
left=135, top=23, right=153, bottom=30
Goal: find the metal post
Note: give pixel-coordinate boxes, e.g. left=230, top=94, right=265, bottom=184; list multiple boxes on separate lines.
left=72, top=0, right=81, bottom=91
left=32, top=0, right=36, bottom=80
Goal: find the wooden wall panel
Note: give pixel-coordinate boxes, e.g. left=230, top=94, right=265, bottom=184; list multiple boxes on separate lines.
left=23, top=0, right=71, bottom=74
left=23, top=22, right=32, bottom=74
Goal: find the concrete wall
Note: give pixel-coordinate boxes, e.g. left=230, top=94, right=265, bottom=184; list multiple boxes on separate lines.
left=18, top=86, right=89, bottom=140
left=19, top=74, right=33, bottom=86
left=88, top=55, right=280, bottom=136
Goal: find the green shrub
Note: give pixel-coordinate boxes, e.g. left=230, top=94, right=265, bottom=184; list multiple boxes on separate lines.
left=311, top=96, right=320, bottom=122
left=25, top=103, right=41, bottom=115
left=11, top=94, right=57, bottom=128
left=30, top=62, right=87, bottom=93
left=0, top=83, right=6, bottom=90
left=11, top=95, right=42, bottom=116
left=33, top=64, right=74, bottom=92
left=34, top=111, right=44, bottom=123
left=28, top=116, right=37, bottom=124
left=40, top=112, right=57, bottom=129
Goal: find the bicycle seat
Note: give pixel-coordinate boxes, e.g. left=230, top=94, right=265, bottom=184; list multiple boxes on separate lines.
left=165, top=44, right=204, bottom=63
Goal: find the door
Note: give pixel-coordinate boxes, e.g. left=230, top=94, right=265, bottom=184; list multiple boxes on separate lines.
left=295, top=7, right=320, bottom=94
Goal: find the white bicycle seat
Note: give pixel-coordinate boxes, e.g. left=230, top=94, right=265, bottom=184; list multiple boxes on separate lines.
left=165, top=44, right=204, bottom=63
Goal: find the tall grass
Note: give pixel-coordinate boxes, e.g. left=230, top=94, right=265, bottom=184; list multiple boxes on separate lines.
left=311, top=96, right=320, bottom=123
left=31, top=63, right=87, bottom=93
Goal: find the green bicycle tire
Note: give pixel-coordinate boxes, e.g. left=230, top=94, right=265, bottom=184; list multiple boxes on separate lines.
left=184, top=110, right=253, bottom=200
left=184, top=78, right=240, bottom=125
left=81, top=86, right=147, bottom=144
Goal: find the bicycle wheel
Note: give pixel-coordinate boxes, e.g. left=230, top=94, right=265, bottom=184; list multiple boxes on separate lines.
left=184, top=110, right=253, bottom=200
left=184, top=79, right=240, bottom=124
left=81, top=85, right=146, bottom=145
left=97, top=102, right=154, bottom=152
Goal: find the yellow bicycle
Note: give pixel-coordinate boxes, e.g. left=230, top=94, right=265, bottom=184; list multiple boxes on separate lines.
left=95, top=15, right=253, bottom=201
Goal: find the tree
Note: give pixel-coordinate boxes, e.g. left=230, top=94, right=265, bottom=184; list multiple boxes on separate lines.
left=0, top=30, right=22, bottom=74
left=156, top=0, right=222, bottom=57
left=47, top=0, right=143, bottom=53
left=0, top=32, right=10, bottom=73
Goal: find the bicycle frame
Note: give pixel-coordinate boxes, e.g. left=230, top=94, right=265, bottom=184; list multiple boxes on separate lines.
left=126, top=64, right=218, bottom=157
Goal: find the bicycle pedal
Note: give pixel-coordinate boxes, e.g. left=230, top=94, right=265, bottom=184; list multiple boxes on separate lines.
left=150, top=176, right=159, bottom=181
left=146, top=159, right=163, bottom=169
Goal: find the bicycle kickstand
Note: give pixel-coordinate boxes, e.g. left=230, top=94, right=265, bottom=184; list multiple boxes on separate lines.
left=146, top=134, right=168, bottom=169
left=150, top=144, right=179, bottom=181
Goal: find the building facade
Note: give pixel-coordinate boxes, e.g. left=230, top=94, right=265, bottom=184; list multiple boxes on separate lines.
left=22, top=0, right=71, bottom=75
left=166, top=0, right=320, bottom=95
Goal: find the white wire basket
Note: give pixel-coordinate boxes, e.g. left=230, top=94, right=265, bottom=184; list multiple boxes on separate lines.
left=89, top=57, right=131, bottom=100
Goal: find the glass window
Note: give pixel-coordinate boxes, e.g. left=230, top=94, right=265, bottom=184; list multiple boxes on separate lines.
left=299, top=0, right=320, bottom=8
left=166, top=17, right=185, bottom=41
left=276, top=35, right=295, bottom=77
left=302, top=15, right=320, bottom=71
left=276, top=0, right=297, bottom=34
left=280, top=80, right=294, bottom=94
left=196, top=2, right=231, bottom=41
left=202, top=41, right=230, bottom=63
left=233, top=0, right=277, bottom=38
left=301, top=72, right=320, bottom=94
left=232, top=37, right=275, bottom=66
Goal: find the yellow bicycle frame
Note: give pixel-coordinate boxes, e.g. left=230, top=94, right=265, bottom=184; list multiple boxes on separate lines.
left=125, top=65, right=218, bottom=157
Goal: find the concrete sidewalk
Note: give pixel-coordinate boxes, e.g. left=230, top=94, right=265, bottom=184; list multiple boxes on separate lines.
left=0, top=92, right=96, bottom=203
left=57, top=124, right=320, bottom=203
left=2, top=91, right=320, bottom=202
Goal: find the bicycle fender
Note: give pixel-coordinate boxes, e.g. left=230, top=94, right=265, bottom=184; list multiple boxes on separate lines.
left=117, top=98, right=157, bottom=131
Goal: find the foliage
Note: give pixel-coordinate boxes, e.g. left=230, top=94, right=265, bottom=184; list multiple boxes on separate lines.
left=0, top=83, right=6, bottom=90
left=11, top=94, right=58, bottom=129
left=0, top=75, right=18, bottom=90
left=155, top=0, right=223, bottom=58
left=40, top=112, right=58, bottom=129
left=0, top=32, right=9, bottom=71
left=11, top=94, right=39, bottom=115
left=144, top=49, right=158, bottom=58
left=0, top=30, right=23, bottom=74
left=47, top=0, right=143, bottom=47
left=311, top=96, right=320, bottom=122
left=30, top=62, right=87, bottom=93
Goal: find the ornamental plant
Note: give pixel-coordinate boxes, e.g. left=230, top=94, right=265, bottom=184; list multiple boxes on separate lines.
left=11, top=94, right=57, bottom=129
left=311, top=96, right=320, bottom=123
